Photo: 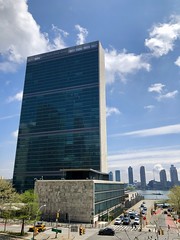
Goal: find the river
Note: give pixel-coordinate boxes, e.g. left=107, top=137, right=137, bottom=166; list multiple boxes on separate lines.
left=137, top=190, right=169, bottom=200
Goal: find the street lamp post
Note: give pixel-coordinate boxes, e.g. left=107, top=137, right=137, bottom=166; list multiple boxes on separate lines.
left=55, top=209, right=60, bottom=238
left=32, top=204, right=46, bottom=240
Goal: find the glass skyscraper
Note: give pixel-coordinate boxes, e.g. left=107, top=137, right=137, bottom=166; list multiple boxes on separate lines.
left=160, top=169, right=167, bottom=190
left=170, top=164, right=179, bottom=186
left=128, top=166, right=133, bottom=185
left=13, top=41, right=107, bottom=192
left=115, top=170, right=121, bottom=182
left=140, top=166, right=146, bottom=190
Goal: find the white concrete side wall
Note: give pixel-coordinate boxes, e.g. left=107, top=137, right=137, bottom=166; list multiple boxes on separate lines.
left=99, top=42, right=107, bottom=173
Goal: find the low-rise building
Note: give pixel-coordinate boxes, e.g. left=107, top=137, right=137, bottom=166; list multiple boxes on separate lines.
left=35, top=179, right=125, bottom=223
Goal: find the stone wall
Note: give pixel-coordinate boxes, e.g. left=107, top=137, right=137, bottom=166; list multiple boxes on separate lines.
left=35, top=180, right=94, bottom=223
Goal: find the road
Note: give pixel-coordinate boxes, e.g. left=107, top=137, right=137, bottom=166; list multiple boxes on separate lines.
left=1, top=200, right=180, bottom=239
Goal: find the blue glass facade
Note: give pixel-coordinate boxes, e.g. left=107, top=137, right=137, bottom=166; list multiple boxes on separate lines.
left=13, top=41, right=107, bottom=192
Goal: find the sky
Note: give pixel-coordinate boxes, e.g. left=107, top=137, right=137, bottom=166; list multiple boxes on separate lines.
left=1, top=0, right=180, bottom=183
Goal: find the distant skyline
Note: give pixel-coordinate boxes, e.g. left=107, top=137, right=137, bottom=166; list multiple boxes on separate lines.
left=1, top=0, right=180, bottom=182
left=110, top=164, right=179, bottom=183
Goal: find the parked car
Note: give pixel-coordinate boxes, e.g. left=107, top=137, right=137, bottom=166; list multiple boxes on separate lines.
left=135, top=212, right=140, bottom=218
left=119, top=215, right=124, bottom=220
left=98, top=227, right=115, bottom=236
left=141, top=210, right=146, bottom=215
left=124, top=213, right=130, bottom=217
left=123, top=217, right=131, bottom=225
left=114, top=218, right=121, bottom=225
left=129, top=212, right=136, bottom=219
left=168, top=207, right=173, bottom=212
left=134, top=217, right=140, bottom=225
left=143, top=207, right=147, bottom=211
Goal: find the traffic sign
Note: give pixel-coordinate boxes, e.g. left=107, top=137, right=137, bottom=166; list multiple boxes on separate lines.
left=52, top=228, right=62, bottom=233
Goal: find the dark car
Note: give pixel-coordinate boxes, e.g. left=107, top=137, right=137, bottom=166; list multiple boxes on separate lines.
left=123, top=217, right=131, bottom=225
left=129, top=212, right=136, bottom=219
left=98, top=227, right=115, bottom=236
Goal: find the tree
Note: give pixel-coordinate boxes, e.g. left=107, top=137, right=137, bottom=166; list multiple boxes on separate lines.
left=0, top=179, right=19, bottom=231
left=0, top=179, right=17, bottom=204
left=18, top=189, right=39, bottom=235
left=168, top=186, right=180, bottom=217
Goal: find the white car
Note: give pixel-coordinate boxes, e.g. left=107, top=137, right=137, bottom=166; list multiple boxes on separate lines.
left=134, top=217, right=140, bottom=225
left=141, top=210, right=146, bottom=215
left=114, top=218, right=122, bottom=225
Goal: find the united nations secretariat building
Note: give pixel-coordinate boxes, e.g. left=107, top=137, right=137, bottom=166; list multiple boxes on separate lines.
left=13, top=41, right=125, bottom=223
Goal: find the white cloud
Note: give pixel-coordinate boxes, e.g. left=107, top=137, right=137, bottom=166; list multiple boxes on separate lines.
left=105, top=49, right=150, bottom=83
left=148, top=83, right=178, bottom=101
left=157, top=90, right=178, bottom=101
left=0, top=62, right=17, bottom=73
left=144, top=105, right=155, bottom=111
left=106, top=106, right=121, bottom=117
left=75, top=24, right=88, bottom=45
left=153, top=164, right=163, bottom=173
left=145, top=15, right=180, bottom=57
left=175, top=56, right=180, bottom=67
left=0, top=114, right=19, bottom=121
left=108, top=146, right=180, bottom=166
left=148, top=83, right=165, bottom=93
left=12, top=130, right=18, bottom=138
left=51, top=24, right=68, bottom=49
left=112, top=123, right=180, bottom=138
left=7, top=91, right=23, bottom=103
left=0, top=0, right=68, bottom=72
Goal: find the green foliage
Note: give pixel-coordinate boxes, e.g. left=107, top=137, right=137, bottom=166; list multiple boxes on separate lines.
left=0, top=181, right=40, bottom=235
left=0, top=179, right=20, bottom=232
left=0, top=179, right=17, bottom=203
left=18, top=189, right=39, bottom=220
left=0, top=179, right=19, bottom=225
left=168, top=186, right=180, bottom=215
left=126, top=185, right=135, bottom=191
left=17, top=190, right=39, bottom=235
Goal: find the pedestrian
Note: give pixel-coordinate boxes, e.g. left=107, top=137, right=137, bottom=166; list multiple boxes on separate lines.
left=134, top=223, right=137, bottom=229
left=132, top=222, right=134, bottom=228
left=168, top=224, right=170, bottom=230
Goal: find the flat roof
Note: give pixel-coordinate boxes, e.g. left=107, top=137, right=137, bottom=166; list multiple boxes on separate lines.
left=27, top=41, right=100, bottom=63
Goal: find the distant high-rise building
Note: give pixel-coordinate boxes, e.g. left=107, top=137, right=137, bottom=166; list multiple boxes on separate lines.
left=140, top=166, right=146, bottom=189
left=170, top=164, right=179, bottom=186
left=115, top=170, right=121, bottom=182
left=128, top=166, right=133, bottom=184
left=160, top=169, right=167, bottom=189
left=109, top=171, right=113, bottom=181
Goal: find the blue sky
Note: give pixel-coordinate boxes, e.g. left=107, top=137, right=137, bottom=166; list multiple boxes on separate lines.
left=1, top=0, right=180, bottom=183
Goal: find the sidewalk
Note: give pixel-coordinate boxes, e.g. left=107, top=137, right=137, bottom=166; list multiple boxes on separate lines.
left=31, top=227, right=98, bottom=240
